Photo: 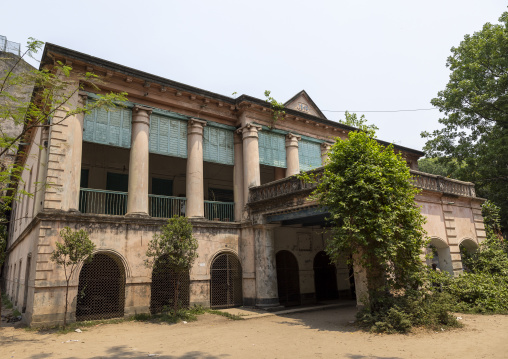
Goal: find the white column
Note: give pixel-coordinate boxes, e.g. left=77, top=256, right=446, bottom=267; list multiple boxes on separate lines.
left=126, top=106, right=152, bottom=217
left=186, top=118, right=207, bottom=218
left=237, top=123, right=262, bottom=206
left=233, top=133, right=244, bottom=221
left=321, top=142, right=332, bottom=166
left=285, top=133, right=301, bottom=177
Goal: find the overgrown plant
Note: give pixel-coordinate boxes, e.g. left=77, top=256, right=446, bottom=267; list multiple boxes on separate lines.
left=145, top=216, right=198, bottom=312
left=264, top=90, right=285, bottom=128
left=50, top=227, right=96, bottom=327
left=0, top=38, right=127, bottom=290
left=339, top=111, right=379, bottom=138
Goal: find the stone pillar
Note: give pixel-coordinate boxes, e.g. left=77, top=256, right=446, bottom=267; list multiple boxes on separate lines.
left=186, top=118, right=207, bottom=218
left=233, top=133, right=244, bottom=221
left=34, top=126, right=49, bottom=215
left=285, top=133, right=301, bottom=177
left=321, top=143, right=332, bottom=165
left=237, top=123, right=262, bottom=206
left=126, top=106, right=152, bottom=217
left=254, top=224, right=280, bottom=308
left=65, top=93, right=86, bottom=212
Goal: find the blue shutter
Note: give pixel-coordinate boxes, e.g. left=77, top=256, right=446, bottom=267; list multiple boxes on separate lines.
left=83, top=102, right=132, bottom=149
left=299, top=140, right=322, bottom=171
left=203, top=125, right=234, bottom=165
left=259, top=131, right=286, bottom=168
left=149, top=114, right=187, bottom=158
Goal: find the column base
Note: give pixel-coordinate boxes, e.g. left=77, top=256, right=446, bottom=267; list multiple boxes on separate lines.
left=125, top=212, right=150, bottom=218
left=255, top=298, right=282, bottom=312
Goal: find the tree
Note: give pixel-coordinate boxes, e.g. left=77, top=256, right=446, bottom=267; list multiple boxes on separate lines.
left=422, top=12, right=508, bottom=229
left=339, top=111, right=379, bottom=138
left=50, top=227, right=95, bottom=327
left=0, top=38, right=127, bottom=205
left=145, top=216, right=198, bottom=312
left=0, top=38, right=127, bottom=315
left=304, top=130, right=427, bottom=302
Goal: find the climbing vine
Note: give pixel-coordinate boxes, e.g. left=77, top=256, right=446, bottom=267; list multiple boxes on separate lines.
left=264, top=90, right=285, bottom=128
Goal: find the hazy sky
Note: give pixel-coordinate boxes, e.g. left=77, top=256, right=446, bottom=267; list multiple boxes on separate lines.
left=2, top=1, right=507, bottom=152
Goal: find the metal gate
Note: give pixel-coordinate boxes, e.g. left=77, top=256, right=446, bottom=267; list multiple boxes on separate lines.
left=313, top=251, right=339, bottom=301
left=210, top=253, right=242, bottom=309
left=276, top=250, right=301, bottom=306
left=76, top=253, right=125, bottom=321
left=150, top=257, right=190, bottom=314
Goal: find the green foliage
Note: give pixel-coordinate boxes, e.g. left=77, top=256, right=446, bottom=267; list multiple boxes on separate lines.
left=145, top=216, right=198, bottom=311
left=304, top=130, right=427, bottom=295
left=0, top=38, right=127, bottom=207
left=339, top=111, right=379, bottom=138
left=356, top=287, right=460, bottom=333
left=145, top=216, right=198, bottom=272
left=417, top=157, right=463, bottom=177
left=264, top=90, right=285, bottom=127
left=50, top=227, right=95, bottom=327
left=422, top=12, right=508, bottom=229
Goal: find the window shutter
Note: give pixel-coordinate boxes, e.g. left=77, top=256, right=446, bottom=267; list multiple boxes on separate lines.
left=203, top=126, right=234, bottom=165
left=149, top=114, right=187, bottom=158
left=299, top=140, right=322, bottom=171
left=83, top=104, right=132, bottom=149
left=259, top=131, right=286, bottom=168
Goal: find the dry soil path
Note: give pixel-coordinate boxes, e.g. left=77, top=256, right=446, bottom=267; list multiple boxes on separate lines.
left=1, top=306, right=508, bottom=358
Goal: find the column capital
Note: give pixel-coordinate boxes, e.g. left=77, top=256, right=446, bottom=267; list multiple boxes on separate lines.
left=132, top=106, right=152, bottom=125
left=285, top=133, right=301, bottom=148
left=188, top=118, right=207, bottom=136
left=321, top=142, right=332, bottom=151
left=236, top=122, right=262, bottom=139
left=77, top=92, right=88, bottom=107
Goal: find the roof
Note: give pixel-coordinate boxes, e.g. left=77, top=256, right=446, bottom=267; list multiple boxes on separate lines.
left=40, top=43, right=425, bottom=157
left=284, top=90, right=328, bottom=120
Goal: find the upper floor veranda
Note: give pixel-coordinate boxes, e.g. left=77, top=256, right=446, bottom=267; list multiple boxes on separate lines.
left=9, top=43, right=430, bottom=242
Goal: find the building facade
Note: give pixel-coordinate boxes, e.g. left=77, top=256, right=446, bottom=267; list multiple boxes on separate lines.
left=3, top=44, right=486, bottom=326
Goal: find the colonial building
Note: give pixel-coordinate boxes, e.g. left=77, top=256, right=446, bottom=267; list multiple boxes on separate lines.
left=3, top=43, right=486, bottom=326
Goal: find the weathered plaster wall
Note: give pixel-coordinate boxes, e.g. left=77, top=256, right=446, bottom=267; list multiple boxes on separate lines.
left=15, top=215, right=240, bottom=326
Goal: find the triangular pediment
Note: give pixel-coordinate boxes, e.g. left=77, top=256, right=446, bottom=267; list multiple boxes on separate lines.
left=284, top=90, right=327, bottom=119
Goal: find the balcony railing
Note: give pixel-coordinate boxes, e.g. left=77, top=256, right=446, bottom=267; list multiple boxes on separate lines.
left=79, top=188, right=128, bottom=216
left=204, top=200, right=234, bottom=222
left=248, top=167, right=477, bottom=204
left=79, top=188, right=234, bottom=221
left=149, top=194, right=186, bottom=218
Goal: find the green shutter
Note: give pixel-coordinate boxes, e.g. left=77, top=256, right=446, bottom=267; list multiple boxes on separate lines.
left=299, top=140, right=322, bottom=171
left=203, top=126, right=234, bottom=165
left=83, top=103, right=132, bottom=148
left=149, top=114, right=187, bottom=158
left=259, top=131, right=286, bottom=168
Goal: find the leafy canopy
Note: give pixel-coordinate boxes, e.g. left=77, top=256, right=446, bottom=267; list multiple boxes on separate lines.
left=145, top=216, right=198, bottom=272
left=339, top=111, right=379, bottom=138
left=422, top=12, right=508, bottom=228
left=305, top=130, right=427, bottom=293
left=50, top=227, right=96, bottom=269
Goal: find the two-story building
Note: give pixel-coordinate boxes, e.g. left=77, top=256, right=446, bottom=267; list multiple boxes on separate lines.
left=3, top=43, right=486, bottom=326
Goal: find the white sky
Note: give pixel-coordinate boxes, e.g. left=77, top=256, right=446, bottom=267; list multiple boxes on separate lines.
left=2, top=1, right=507, bottom=152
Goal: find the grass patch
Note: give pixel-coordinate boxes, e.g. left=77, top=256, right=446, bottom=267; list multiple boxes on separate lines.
left=26, top=317, right=130, bottom=334
left=2, top=293, right=14, bottom=309
left=12, top=309, right=21, bottom=316
left=133, top=305, right=243, bottom=324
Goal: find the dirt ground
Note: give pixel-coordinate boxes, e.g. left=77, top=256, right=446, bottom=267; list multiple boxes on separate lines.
left=1, top=305, right=508, bottom=359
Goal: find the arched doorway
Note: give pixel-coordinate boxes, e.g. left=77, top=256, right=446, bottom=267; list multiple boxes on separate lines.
left=426, top=237, right=454, bottom=275
left=76, top=253, right=126, bottom=321
left=210, top=253, right=243, bottom=309
left=460, top=238, right=479, bottom=272
left=150, top=256, right=190, bottom=314
left=276, top=250, right=301, bottom=306
left=313, top=251, right=339, bottom=301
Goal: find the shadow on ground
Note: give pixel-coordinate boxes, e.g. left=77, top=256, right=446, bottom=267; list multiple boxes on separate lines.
left=25, top=345, right=229, bottom=359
